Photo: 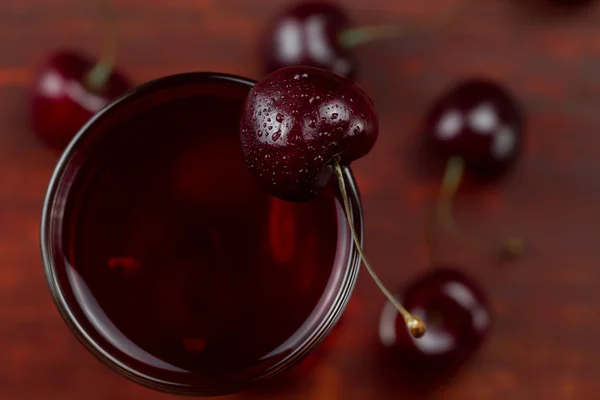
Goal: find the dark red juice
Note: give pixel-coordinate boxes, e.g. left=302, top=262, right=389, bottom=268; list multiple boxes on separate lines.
left=43, top=74, right=359, bottom=395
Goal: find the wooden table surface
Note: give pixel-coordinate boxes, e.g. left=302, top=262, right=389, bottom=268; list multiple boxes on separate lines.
left=3, top=0, right=600, bottom=398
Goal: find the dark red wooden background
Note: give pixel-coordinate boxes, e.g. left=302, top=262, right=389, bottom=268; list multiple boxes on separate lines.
left=3, top=0, right=600, bottom=398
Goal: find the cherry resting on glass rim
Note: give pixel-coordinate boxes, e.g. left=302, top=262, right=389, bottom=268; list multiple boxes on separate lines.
left=260, top=2, right=357, bottom=78
left=30, top=50, right=132, bottom=151
left=425, top=79, right=523, bottom=178
left=378, top=267, right=491, bottom=367
left=41, top=73, right=362, bottom=396
left=240, top=66, right=378, bottom=201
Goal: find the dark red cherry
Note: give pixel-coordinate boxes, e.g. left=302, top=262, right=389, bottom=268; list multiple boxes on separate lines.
left=260, top=2, right=357, bottom=78
left=378, top=267, right=491, bottom=368
left=239, top=66, right=378, bottom=201
left=424, top=79, right=523, bottom=178
left=30, top=50, right=132, bottom=151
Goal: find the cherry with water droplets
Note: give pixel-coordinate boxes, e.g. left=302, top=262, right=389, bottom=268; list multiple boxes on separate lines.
left=378, top=267, right=491, bottom=369
left=240, top=66, right=378, bottom=202
left=30, top=50, right=132, bottom=151
left=425, top=78, right=524, bottom=179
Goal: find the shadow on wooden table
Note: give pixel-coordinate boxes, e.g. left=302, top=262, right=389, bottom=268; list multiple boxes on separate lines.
left=507, top=0, right=597, bottom=18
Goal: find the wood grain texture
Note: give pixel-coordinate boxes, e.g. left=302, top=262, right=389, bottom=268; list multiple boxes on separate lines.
left=2, top=0, right=600, bottom=398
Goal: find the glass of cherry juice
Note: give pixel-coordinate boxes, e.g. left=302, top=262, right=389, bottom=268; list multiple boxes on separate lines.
left=41, top=72, right=363, bottom=396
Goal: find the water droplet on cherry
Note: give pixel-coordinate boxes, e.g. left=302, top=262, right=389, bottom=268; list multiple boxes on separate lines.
left=240, top=66, right=378, bottom=201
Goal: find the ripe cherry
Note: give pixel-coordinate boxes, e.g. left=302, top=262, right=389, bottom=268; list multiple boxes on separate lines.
left=30, top=50, right=132, bottom=151
left=425, top=79, right=524, bottom=179
left=240, top=66, right=378, bottom=202
left=422, top=79, right=525, bottom=258
left=259, top=1, right=400, bottom=78
left=379, top=267, right=491, bottom=368
left=259, top=1, right=478, bottom=78
left=240, top=65, right=427, bottom=339
left=29, top=0, right=132, bottom=151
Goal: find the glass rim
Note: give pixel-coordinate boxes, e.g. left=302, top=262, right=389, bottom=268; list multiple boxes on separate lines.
left=40, top=71, right=364, bottom=396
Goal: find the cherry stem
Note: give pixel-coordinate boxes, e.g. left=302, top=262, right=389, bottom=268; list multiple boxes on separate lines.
left=332, top=159, right=426, bottom=339
left=339, top=0, right=475, bottom=50
left=423, top=156, right=463, bottom=267
left=86, top=0, right=118, bottom=90
left=437, top=155, right=464, bottom=232
left=339, top=25, right=402, bottom=48
left=430, top=156, right=524, bottom=259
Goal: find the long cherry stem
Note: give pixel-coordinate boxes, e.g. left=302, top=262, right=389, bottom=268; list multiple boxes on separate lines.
left=332, top=159, right=426, bottom=339
left=86, top=0, right=118, bottom=90
left=423, top=156, right=464, bottom=268
left=339, top=0, right=475, bottom=50
left=431, top=156, right=524, bottom=259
